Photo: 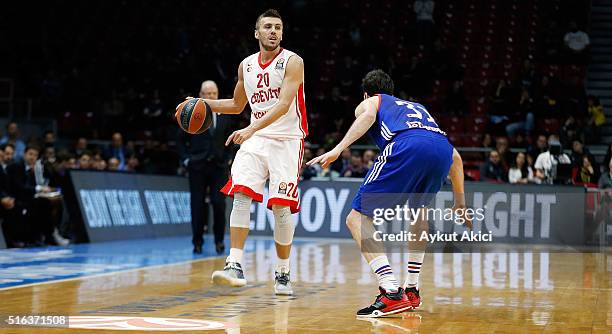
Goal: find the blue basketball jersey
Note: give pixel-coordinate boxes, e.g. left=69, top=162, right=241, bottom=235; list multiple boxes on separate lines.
left=369, top=94, right=446, bottom=149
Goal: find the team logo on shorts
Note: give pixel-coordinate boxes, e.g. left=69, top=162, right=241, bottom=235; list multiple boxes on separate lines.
left=278, top=182, right=287, bottom=194
left=275, top=58, right=285, bottom=70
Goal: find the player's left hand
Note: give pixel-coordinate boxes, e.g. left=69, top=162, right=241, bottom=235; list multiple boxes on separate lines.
left=306, top=148, right=341, bottom=169
left=226, top=127, right=255, bottom=146
left=452, top=204, right=473, bottom=229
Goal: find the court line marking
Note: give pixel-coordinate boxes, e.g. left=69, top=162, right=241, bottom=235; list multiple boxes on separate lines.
left=0, top=237, right=321, bottom=292
left=0, top=254, right=226, bottom=292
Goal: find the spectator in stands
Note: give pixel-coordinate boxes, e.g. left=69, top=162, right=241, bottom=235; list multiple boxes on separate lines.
left=534, top=135, right=572, bottom=184
left=528, top=134, right=549, bottom=159
left=0, top=147, right=21, bottom=247
left=598, top=158, right=612, bottom=190
left=73, top=137, right=88, bottom=157
left=343, top=153, right=368, bottom=178
left=480, top=150, right=507, bottom=182
left=104, top=132, right=130, bottom=170
left=586, top=95, right=605, bottom=143
left=77, top=151, right=93, bottom=169
left=444, top=80, right=468, bottom=115
left=508, top=152, right=535, bottom=184
left=506, top=87, right=535, bottom=137
left=0, top=122, right=26, bottom=160
left=495, top=137, right=512, bottom=169
left=108, top=157, right=120, bottom=171
left=3, top=143, right=15, bottom=166
left=302, top=148, right=319, bottom=180
left=604, top=144, right=612, bottom=173
left=563, top=21, right=590, bottom=62
left=124, top=154, right=140, bottom=172
left=0, top=144, right=10, bottom=172
left=534, top=76, right=560, bottom=116
left=570, top=139, right=596, bottom=168
left=572, top=155, right=599, bottom=186
left=43, top=131, right=57, bottom=149
left=362, top=149, right=376, bottom=170
left=414, top=0, right=435, bottom=46
left=6, top=145, right=66, bottom=246
left=331, top=148, right=352, bottom=175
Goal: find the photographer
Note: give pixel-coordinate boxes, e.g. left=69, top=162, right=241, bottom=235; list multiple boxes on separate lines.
left=534, top=135, right=571, bottom=184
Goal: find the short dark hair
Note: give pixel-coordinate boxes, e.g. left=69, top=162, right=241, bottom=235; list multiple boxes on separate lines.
left=361, top=70, right=394, bottom=96
left=25, top=145, right=40, bottom=153
left=255, top=9, right=282, bottom=29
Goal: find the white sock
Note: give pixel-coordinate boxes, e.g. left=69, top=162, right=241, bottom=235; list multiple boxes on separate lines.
left=227, top=248, right=243, bottom=264
left=369, top=255, right=399, bottom=292
left=276, top=258, right=290, bottom=273
left=404, top=251, right=425, bottom=289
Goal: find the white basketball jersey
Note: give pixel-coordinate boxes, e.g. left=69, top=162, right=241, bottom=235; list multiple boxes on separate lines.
left=242, top=48, right=308, bottom=139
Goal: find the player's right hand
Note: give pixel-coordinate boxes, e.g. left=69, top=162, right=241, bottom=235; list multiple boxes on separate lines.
left=306, top=148, right=341, bottom=169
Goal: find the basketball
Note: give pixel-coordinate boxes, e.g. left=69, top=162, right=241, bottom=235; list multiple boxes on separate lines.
left=175, top=98, right=213, bottom=134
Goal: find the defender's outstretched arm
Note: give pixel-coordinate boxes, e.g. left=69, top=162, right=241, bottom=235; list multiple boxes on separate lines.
left=306, top=96, right=379, bottom=168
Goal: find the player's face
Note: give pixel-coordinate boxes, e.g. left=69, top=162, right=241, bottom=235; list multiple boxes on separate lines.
left=255, top=17, right=283, bottom=51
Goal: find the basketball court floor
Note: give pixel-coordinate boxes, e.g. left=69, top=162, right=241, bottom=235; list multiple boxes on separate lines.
left=0, top=236, right=610, bottom=333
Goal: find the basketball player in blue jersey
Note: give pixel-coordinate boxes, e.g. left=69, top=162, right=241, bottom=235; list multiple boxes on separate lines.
left=308, top=70, right=469, bottom=317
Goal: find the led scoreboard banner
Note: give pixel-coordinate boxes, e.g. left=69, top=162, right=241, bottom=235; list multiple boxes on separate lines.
left=69, top=170, right=192, bottom=242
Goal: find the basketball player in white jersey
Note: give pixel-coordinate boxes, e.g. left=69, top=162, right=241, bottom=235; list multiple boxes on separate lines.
left=198, top=9, right=307, bottom=295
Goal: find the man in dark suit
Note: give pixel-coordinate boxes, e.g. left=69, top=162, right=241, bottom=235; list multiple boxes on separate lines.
left=6, top=145, right=61, bottom=245
left=179, top=80, right=235, bottom=254
left=0, top=145, right=20, bottom=247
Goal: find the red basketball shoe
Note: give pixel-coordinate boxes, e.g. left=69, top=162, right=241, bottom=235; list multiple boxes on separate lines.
left=356, top=287, right=412, bottom=318
left=405, top=287, right=421, bottom=309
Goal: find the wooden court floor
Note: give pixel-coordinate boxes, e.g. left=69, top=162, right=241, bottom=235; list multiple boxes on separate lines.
left=0, top=240, right=611, bottom=333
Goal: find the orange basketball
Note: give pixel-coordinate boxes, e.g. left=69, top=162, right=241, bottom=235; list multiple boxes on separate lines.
left=175, top=98, right=213, bottom=134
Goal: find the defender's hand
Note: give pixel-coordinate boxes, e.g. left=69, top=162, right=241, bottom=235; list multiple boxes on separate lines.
left=453, top=204, right=473, bottom=229
left=226, top=127, right=255, bottom=146
left=307, top=148, right=341, bottom=169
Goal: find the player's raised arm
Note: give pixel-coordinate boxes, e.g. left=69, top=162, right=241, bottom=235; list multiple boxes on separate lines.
left=203, top=63, right=248, bottom=115
left=306, top=96, right=378, bottom=169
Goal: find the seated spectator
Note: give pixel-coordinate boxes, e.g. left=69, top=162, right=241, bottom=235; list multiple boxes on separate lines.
left=570, top=139, right=596, bottom=169
left=495, top=137, right=512, bottom=170
left=528, top=134, right=548, bottom=159
left=108, top=157, right=120, bottom=171
left=508, top=152, right=536, bottom=184
left=331, top=148, right=351, bottom=174
left=6, top=145, right=67, bottom=246
left=362, top=149, right=376, bottom=170
left=598, top=158, right=612, bottom=190
left=343, top=153, right=368, bottom=178
left=0, top=122, right=26, bottom=160
left=124, top=154, right=140, bottom=172
left=505, top=87, right=535, bottom=137
left=73, top=137, right=88, bottom=157
left=480, top=150, right=507, bottom=182
left=104, top=132, right=131, bottom=170
left=0, top=147, right=20, bottom=247
left=572, top=155, right=599, bottom=186
left=77, top=151, right=93, bottom=169
left=43, top=131, right=57, bottom=149
left=534, top=136, right=572, bottom=184
left=301, top=148, right=319, bottom=180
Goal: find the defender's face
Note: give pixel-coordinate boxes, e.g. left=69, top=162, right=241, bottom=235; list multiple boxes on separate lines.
left=256, top=17, right=283, bottom=51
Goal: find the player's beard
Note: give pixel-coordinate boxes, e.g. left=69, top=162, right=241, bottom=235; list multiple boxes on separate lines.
left=260, top=39, right=280, bottom=52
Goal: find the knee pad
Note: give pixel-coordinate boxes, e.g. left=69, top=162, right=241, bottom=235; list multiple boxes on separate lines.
left=273, top=205, right=295, bottom=246
left=229, top=193, right=252, bottom=229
